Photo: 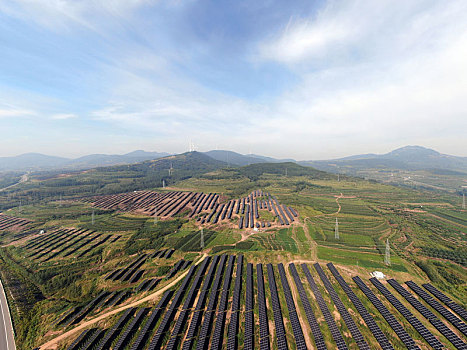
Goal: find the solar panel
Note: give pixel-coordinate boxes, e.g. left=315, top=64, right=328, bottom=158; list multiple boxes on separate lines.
left=352, top=276, right=420, bottom=350
left=277, top=263, right=306, bottom=350
left=314, top=263, right=369, bottom=350
left=326, top=263, right=393, bottom=350
left=302, top=264, right=348, bottom=350
left=267, top=264, right=288, bottom=350
left=289, top=263, right=327, bottom=350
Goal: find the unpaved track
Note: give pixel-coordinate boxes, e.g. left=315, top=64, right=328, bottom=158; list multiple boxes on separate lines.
left=39, top=253, right=207, bottom=350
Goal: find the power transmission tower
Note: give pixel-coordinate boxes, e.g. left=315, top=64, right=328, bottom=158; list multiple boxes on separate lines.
left=285, top=168, right=288, bottom=176
left=337, top=173, right=340, bottom=182
left=463, top=192, right=466, bottom=209
left=91, top=211, right=95, bottom=225
left=334, top=217, right=339, bottom=240
left=169, top=162, right=174, bottom=176
left=384, top=239, right=391, bottom=265
left=154, top=207, right=158, bottom=224
left=200, top=228, right=204, bottom=249
left=162, top=179, right=166, bottom=188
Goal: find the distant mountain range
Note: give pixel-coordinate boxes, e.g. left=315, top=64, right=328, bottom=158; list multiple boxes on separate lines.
left=1, top=145, right=466, bottom=175
left=299, top=146, right=467, bottom=174
left=0, top=150, right=170, bottom=171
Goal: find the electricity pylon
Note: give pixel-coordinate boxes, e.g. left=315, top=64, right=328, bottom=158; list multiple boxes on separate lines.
left=463, top=192, right=466, bottom=209
left=384, top=239, right=391, bottom=265
left=335, top=217, right=339, bottom=240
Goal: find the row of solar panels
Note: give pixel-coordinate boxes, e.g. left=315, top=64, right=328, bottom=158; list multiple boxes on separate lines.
left=66, top=256, right=467, bottom=350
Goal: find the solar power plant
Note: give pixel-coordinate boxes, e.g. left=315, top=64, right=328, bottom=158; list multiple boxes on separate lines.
left=277, top=263, right=307, bottom=350
left=302, top=263, right=349, bottom=350
left=95, top=307, right=135, bottom=350
left=369, top=277, right=445, bottom=349
left=289, top=263, right=327, bottom=350
left=47, top=254, right=467, bottom=350
left=83, top=189, right=298, bottom=230
left=127, top=291, right=173, bottom=350
left=227, top=255, right=243, bottom=350
left=313, top=263, right=370, bottom=350
left=147, top=264, right=199, bottom=349
left=267, top=263, right=289, bottom=350
left=66, top=328, right=96, bottom=350
left=0, top=213, right=32, bottom=230
left=352, top=276, right=421, bottom=350
left=181, top=255, right=220, bottom=350
left=423, top=283, right=467, bottom=322
left=326, top=263, right=394, bottom=350
left=165, top=257, right=210, bottom=350
left=194, top=254, right=228, bottom=350
left=114, top=307, right=151, bottom=350
left=211, top=255, right=236, bottom=350
left=244, top=263, right=255, bottom=350
left=387, top=279, right=467, bottom=350
left=257, top=263, right=271, bottom=350
left=406, top=281, right=467, bottom=337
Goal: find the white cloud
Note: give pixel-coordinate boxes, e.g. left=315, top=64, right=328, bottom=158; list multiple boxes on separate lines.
left=257, top=0, right=467, bottom=66
left=0, top=108, right=34, bottom=118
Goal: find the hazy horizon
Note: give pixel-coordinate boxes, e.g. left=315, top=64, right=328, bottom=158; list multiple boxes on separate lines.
left=1, top=1, right=466, bottom=159
left=1, top=144, right=467, bottom=163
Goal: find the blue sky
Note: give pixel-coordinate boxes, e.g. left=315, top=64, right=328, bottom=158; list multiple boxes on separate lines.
left=0, top=0, right=466, bottom=160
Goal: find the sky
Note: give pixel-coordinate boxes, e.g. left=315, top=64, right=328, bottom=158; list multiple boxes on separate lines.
left=0, top=0, right=466, bottom=160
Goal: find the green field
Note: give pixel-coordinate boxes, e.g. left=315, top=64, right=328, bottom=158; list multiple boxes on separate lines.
left=0, top=158, right=465, bottom=350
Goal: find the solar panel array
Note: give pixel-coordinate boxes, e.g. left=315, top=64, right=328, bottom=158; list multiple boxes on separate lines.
left=267, top=263, right=289, bottom=350
left=244, top=263, right=255, bottom=350
left=128, top=291, right=172, bottom=350
left=0, top=213, right=31, bottom=230
left=147, top=264, right=199, bottom=350
left=289, top=263, right=327, bottom=350
left=326, top=263, right=393, bottom=350
left=211, top=255, right=236, bottom=350
left=195, top=254, right=228, bottom=350
left=165, top=257, right=210, bottom=350
left=277, top=263, right=306, bottom=350
left=387, top=279, right=467, bottom=350
left=369, top=278, right=444, bottom=349
left=63, top=255, right=467, bottom=350
left=406, top=280, right=467, bottom=337
left=182, top=255, right=220, bottom=350
left=257, top=263, right=270, bottom=350
left=302, top=263, right=349, bottom=350
left=423, top=283, right=467, bottom=322
left=86, top=188, right=297, bottom=229
left=227, top=255, right=244, bottom=350
left=314, top=263, right=369, bottom=350
left=353, top=276, right=420, bottom=350
left=96, top=307, right=135, bottom=350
